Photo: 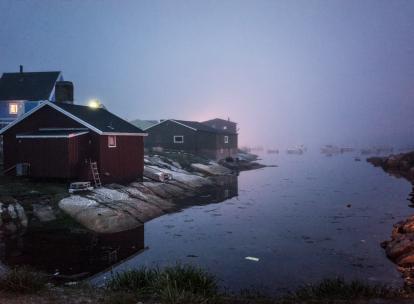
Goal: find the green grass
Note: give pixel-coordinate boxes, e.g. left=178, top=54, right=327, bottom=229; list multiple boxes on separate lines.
left=106, top=267, right=158, bottom=295
left=283, top=278, right=398, bottom=302
left=0, top=266, right=47, bottom=293
left=106, top=264, right=218, bottom=303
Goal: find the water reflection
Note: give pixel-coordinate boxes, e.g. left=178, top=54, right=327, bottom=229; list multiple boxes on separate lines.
left=0, top=221, right=146, bottom=280
left=0, top=174, right=239, bottom=280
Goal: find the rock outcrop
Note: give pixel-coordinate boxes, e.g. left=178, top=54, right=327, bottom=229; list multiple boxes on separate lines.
left=381, top=216, right=414, bottom=288
left=370, top=151, right=414, bottom=287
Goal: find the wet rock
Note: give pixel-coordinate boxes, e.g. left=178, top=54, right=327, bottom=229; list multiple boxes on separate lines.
left=191, top=163, right=232, bottom=175
left=0, top=199, right=28, bottom=237
left=367, top=156, right=386, bottom=167
left=59, top=189, right=167, bottom=234
left=382, top=215, right=414, bottom=287
left=32, top=204, right=56, bottom=222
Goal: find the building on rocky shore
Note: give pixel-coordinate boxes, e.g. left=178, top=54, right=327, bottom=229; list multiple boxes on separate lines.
left=144, top=118, right=238, bottom=160
left=201, top=118, right=238, bottom=134
left=0, top=66, right=73, bottom=129
left=0, top=101, right=147, bottom=184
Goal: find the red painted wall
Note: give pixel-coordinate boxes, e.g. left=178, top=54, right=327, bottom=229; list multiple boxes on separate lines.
left=3, top=105, right=144, bottom=183
left=98, top=135, right=144, bottom=184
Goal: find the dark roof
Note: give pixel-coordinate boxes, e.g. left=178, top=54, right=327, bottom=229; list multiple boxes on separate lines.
left=174, top=120, right=234, bottom=134
left=0, top=71, right=60, bottom=100
left=202, top=118, right=237, bottom=125
left=54, top=103, right=145, bottom=134
left=16, top=130, right=89, bottom=137
left=130, top=119, right=159, bottom=130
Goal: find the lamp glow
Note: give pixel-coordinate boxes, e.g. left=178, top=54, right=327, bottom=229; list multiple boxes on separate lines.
left=88, top=99, right=100, bottom=109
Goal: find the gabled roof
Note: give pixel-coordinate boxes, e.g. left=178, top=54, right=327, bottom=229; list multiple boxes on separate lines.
left=130, top=119, right=159, bottom=130
left=0, top=71, right=61, bottom=100
left=202, top=118, right=237, bottom=125
left=146, top=119, right=234, bottom=134
left=0, top=101, right=147, bottom=136
left=16, top=130, right=89, bottom=139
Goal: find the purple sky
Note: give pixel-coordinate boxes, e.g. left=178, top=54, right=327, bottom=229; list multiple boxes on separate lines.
left=1, top=0, right=414, bottom=147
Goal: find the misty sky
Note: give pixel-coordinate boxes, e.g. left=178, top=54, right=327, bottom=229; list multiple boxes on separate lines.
left=0, top=0, right=413, bottom=147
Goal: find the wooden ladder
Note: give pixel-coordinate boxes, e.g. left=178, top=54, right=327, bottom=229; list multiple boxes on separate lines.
left=90, top=161, right=102, bottom=188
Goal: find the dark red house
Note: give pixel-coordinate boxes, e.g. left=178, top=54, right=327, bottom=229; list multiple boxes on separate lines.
left=0, top=101, right=147, bottom=184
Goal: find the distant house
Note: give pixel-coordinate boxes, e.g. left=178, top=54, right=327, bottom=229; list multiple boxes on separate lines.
left=202, top=118, right=238, bottom=134
left=0, top=101, right=146, bottom=184
left=130, top=119, right=159, bottom=131
left=0, top=66, right=73, bottom=128
left=144, top=119, right=238, bottom=160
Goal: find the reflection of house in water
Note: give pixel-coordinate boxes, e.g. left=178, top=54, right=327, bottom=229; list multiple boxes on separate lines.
left=0, top=224, right=146, bottom=280
left=188, top=174, right=239, bottom=206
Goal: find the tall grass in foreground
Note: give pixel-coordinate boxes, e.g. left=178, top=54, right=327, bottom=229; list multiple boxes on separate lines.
left=0, top=266, right=47, bottom=293
left=284, top=278, right=398, bottom=301
left=106, top=264, right=218, bottom=303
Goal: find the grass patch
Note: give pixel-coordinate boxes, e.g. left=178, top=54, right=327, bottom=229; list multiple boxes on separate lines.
left=103, top=291, right=138, bottom=304
left=0, top=266, right=47, bottom=293
left=284, top=278, right=398, bottom=302
left=106, top=267, right=158, bottom=295
left=107, top=264, right=218, bottom=303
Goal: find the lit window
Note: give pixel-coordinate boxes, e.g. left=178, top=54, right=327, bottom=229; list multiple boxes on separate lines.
left=223, top=126, right=227, bottom=130
left=174, top=135, right=184, bottom=143
left=224, top=136, right=229, bottom=144
left=108, top=135, right=117, bottom=148
left=9, top=103, right=18, bottom=114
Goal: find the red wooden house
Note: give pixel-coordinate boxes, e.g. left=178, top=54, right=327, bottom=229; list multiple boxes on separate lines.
left=0, top=101, right=147, bottom=184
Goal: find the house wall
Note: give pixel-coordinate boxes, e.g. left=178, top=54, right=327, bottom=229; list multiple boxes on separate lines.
left=2, top=106, right=85, bottom=173
left=145, top=121, right=238, bottom=160
left=97, top=135, right=144, bottom=183
left=15, top=137, right=71, bottom=178
left=0, top=100, right=48, bottom=129
left=145, top=121, right=197, bottom=153
left=196, top=132, right=238, bottom=160
left=3, top=105, right=144, bottom=183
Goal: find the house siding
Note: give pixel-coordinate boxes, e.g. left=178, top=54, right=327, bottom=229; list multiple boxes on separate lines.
left=145, top=121, right=198, bottom=153
left=2, top=105, right=144, bottom=183
left=3, top=106, right=85, bottom=173
left=146, top=121, right=238, bottom=160
left=98, top=135, right=144, bottom=183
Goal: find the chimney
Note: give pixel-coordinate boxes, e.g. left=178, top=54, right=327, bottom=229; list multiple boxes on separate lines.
left=55, top=81, right=74, bottom=104
left=19, top=65, right=23, bottom=73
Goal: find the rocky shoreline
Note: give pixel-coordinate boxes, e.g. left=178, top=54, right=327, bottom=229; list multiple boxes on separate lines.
left=0, top=152, right=267, bottom=278
left=368, top=152, right=414, bottom=288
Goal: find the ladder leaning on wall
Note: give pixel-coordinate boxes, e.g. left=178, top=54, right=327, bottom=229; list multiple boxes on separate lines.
left=89, top=161, right=102, bottom=188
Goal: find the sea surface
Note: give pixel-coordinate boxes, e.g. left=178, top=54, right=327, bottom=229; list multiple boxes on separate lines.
left=90, top=151, right=413, bottom=294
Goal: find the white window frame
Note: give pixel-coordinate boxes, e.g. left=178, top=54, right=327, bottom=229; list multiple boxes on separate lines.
left=108, top=135, right=117, bottom=148
left=224, top=135, right=229, bottom=144
left=9, top=103, right=19, bottom=115
left=173, top=135, right=184, bottom=144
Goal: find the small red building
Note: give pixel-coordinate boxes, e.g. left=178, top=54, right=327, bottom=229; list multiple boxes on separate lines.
left=0, top=101, right=147, bottom=184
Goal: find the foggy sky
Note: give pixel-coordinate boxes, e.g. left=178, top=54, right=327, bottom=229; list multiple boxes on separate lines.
left=1, top=0, right=413, bottom=148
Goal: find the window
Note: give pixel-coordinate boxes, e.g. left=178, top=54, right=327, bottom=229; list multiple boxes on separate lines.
left=223, top=126, right=227, bottom=130
left=174, top=135, right=184, bottom=143
left=108, top=135, right=117, bottom=148
left=224, top=136, right=229, bottom=144
left=9, top=103, right=18, bottom=114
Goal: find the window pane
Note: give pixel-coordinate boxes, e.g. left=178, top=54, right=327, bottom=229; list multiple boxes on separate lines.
left=108, top=136, right=116, bottom=147
left=9, top=103, right=18, bottom=114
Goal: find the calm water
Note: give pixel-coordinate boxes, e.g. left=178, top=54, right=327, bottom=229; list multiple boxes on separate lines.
left=92, top=151, right=413, bottom=294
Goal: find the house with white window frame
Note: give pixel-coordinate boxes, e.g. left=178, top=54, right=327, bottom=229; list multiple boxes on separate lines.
left=143, top=119, right=238, bottom=160
left=0, top=66, right=73, bottom=129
